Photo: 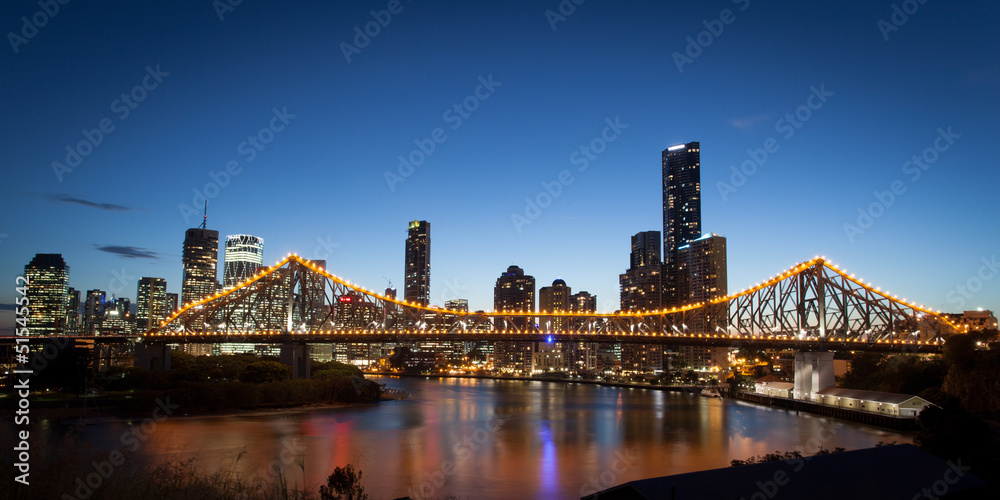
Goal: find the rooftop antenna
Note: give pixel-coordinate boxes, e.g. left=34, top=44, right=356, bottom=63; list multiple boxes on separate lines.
left=200, top=200, right=208, bottom=229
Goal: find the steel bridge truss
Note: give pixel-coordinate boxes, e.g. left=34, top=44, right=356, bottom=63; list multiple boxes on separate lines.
left=151, top=255, right=955, bottom=348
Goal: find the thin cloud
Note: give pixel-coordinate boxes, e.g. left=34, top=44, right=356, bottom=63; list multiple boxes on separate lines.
left=46, top=193, right=137, bottom=212
left=95, top=245, right=158, bottom=259
left=0, top=303, right=15, bottom=311
left=729, top=113, right=771, bottom=129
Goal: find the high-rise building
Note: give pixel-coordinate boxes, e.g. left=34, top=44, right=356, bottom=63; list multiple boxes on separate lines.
left=493, top=265, right=535, bottom=321
left=65, top=287, right=80, bottom=335
left=676, top=233, right=729, bottom=372
left=223, top=234, right=264, bottom=288
left=620, top=231, right=664, bottom=312
left=539, top=278, right=571, bottom=335
left=136, top=277, right=168, bottom=332
left=166, top=292, right=179, bottom=315
left=494, top=265, right=536, bottom=373
left=445, top=299, right=469, bottom=312
left=99, top=297, right=132, bottom=335
left=23, top=254, right=70, bottom=336
left=83, top=289, right=106, bottom=335
left=181, top=227, right=220, bottom=307
left=404, top=220, right=430, bottom=306
left=662, top=142, right=701, bottom=306
left=675, top=233, right=728, bottom=307
left=566, top=290, right=598, bottom=372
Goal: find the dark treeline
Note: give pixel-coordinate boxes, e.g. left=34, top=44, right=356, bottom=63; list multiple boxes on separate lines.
left=101, top=352, right=382, bottom=412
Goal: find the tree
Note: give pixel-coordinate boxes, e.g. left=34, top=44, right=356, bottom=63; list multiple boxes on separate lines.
left=238, top=361, right=291, bottom=384
left=319, top=464, right=368, bottom=500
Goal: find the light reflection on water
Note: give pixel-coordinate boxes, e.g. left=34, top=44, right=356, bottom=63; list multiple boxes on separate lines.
left=37, top=376, right=911, bottom=499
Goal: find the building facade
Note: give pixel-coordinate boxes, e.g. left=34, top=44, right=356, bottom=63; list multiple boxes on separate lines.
left=23, top=254, right=70, bottom=336
left=620, top=231, right=664, bottom=312
left=136, top=277, right=168, bottom=332
left=223, top=234, right=264, bottom=288
left=181, top=227, right=220, bottom=306
left=494, top=265, right=536, bottom=373
left=404, top=220, right=430, bottom=306
left=662, top=142, right=701, bottom=307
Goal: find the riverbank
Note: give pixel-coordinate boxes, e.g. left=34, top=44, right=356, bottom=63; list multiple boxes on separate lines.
left=735, top=391, right=919, bottom=430
left=368, top=371, right=726, bottom=395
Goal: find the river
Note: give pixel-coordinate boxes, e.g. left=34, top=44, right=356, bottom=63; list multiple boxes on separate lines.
left=37, top=376, right=912, bottom=499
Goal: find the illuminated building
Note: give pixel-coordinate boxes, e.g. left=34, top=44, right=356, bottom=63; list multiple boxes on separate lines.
left=65, top=287, right=80, bottom=335
left=166, top=292, right=178, bottom=315
left=83, top=289, right=106, bottom=335
left=136, top=277, right=168, bottom=332
left=620, top=231, right=664, bottom=312
left=181, top=227, right=220, bottom=306
left=494, top=265, right=535, bottom=373
left=404, top=220, right=430, bottom=306
left=676, top=233, right=729, bottom=371
left=663, top=141, right=701, bottom=306
left=223, top=234, right=264, bottom=288
left=23, top=253, right=70, bottom=336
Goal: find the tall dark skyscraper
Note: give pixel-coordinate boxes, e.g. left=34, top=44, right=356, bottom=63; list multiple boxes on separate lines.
left=136, top=277, right=168, bottom=331
left=404, top=220, right=430, bottom=306
left=181, top=227, right=220, bottom=306
left=65, top=287, right=80, bottom=335
left=662, top=141, right=701, bottom=306
left=223, top=234, right=264, bottom=288
left=83, top=289, right=106, bottom=335
left=23, top=253, right=70, bottom=336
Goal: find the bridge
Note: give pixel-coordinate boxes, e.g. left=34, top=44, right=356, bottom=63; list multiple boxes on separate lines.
left=141, top=254, right=955, bottom=353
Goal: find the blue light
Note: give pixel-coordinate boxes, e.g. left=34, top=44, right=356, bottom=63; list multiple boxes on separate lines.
left=547, top=335, right=553, bottom=343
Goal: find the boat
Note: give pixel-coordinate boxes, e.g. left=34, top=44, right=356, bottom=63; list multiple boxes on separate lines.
left=700, top=388, right=722, bottom=398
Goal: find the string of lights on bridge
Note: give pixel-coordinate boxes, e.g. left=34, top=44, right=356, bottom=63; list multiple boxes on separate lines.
left=153, top=253, right=957, bottom=344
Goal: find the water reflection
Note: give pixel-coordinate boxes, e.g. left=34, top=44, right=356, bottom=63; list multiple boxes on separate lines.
left=37, top=376, right=911, bottom=499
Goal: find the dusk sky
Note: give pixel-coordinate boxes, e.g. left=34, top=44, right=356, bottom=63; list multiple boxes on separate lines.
left=2, top=0, right=998, bottom=329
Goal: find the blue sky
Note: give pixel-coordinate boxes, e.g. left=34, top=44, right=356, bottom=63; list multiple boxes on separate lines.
left=2, top=0, right=998, bottom=330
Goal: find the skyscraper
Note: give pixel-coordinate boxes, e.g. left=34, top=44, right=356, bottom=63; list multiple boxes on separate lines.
left=181, top=227, right=220, bottom=306
left=493, top=265, right=535, bottom=318
left=65, top=287, right=80, bottom=335
left=494, top=265, right=536, bottom=373
left=404, top=220, right=430, bottom=306
left=23, top=254, right=70, bottom=336
left=676, top=234, right=729, bottom=371
left=223, top=234, right=264, bottom=288
left=166, top=293, right=179, bottom=315
left=539, top=279, right=570, bottom=331
left=620, top=231, right=664, bottom=312
left=136, top=277, right=168, bottom=332
left=83, top=289, right=106, bottom=335
left=662, top=141, right=701, bottom=306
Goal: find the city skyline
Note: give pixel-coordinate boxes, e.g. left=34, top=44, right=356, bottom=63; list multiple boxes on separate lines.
left=2, top=1, right=999, bottom=334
